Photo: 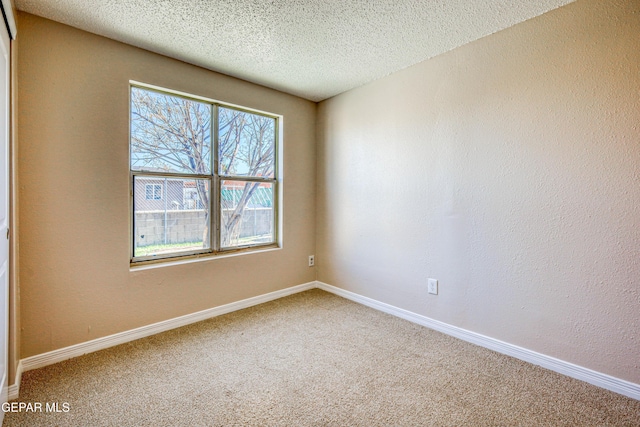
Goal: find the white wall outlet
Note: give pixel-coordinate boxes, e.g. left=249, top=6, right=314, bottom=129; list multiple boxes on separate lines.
left=308, top=255, right=315, bottom=267
left=428, top=278, right=438, bottom=295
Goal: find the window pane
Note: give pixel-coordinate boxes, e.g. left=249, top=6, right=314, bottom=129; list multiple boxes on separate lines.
left=145, top=184, right=162, bottom=200
left=134, top=176, right=211, bottom=257
left=220, top=180, right=274, bottom=248
left=218, top=107, right=275, bottom=178
left=131, top=87, right=211, bottom=175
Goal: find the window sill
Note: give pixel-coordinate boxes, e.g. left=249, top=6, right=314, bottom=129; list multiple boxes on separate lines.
left=129, top=243, right=281, bottom=271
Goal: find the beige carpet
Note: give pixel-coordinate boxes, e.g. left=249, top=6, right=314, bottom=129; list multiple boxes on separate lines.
left=4, top=289, right=640, bottom=426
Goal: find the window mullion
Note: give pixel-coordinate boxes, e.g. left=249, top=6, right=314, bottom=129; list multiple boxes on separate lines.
left=212, top=103, right=219, bottom=252
left=132, top=170, right=211, bottom=180
left=218, top=175, right=276, bottom=184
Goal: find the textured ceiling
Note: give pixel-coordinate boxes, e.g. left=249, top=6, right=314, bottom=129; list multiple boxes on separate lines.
left=16, top=0, right=575, bottom=101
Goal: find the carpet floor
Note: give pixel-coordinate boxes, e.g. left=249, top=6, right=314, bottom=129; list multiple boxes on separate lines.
left=4, top=289, right=640, bottom=426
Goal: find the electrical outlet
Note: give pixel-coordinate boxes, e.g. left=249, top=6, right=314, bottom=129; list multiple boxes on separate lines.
left=428, top=278, right=438, bottom=295
left=308, top=255, right=315, bottom=267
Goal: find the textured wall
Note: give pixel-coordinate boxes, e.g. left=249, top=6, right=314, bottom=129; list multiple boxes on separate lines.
left=317, top=0, right=640, bottom=383
left=17, top=13, right=316, bottom=358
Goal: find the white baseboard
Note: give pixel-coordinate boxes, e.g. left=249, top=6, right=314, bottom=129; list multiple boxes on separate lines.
left=20, top=281, right=316, bottom=375
left=315, top=281, right=640, bottom=401
left=8, top=360, right=22, bottom=401
left=13, top=280, right=640, bottom=402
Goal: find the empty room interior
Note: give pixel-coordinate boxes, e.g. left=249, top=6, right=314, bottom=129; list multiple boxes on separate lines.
left=0, top=0, right=639, bottom=424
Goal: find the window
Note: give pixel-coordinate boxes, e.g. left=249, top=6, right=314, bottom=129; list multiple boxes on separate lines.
left=130, top=84, right=279, bottom=262
left=145, top=184, right=162, bottom=200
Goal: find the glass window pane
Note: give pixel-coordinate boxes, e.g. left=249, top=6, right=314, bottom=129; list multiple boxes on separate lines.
left=134, top=176, right=211, bottom=257
left=218, top=107, right=275, bottom=178
left=131, top=87, right=211, bottom=175
left=145, top=184, right=162, bottom=200
left=220, top=180, right=274, bottom=248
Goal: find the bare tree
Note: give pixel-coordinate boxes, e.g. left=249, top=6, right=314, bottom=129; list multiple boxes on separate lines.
left=131, top=88, right=212, bottom=246
left=219, top=107, right=275, bottom=247
left=131, top=88, right=275, bottom=249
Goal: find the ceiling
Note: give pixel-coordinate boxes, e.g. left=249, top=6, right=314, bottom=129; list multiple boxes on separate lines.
left=15, top=0, right=575, bottom=102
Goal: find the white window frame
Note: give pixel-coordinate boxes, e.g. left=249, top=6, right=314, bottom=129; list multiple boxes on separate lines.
left=130, top=82, right=281, bottom=264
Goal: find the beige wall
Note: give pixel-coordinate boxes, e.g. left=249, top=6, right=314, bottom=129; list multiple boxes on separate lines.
left=317, top=0, right=640, bottom=383
left=17, top=12, right=316, bottom=358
